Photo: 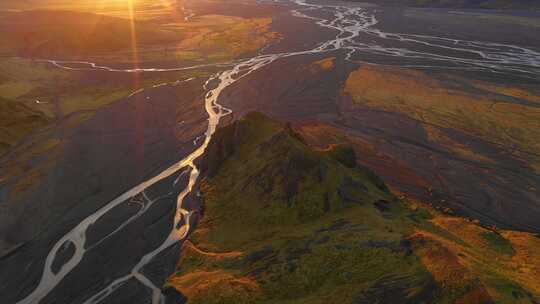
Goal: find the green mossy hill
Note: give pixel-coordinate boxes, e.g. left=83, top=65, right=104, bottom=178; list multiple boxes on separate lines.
left=200, top=112, right=394, bottom=227
left=167, top=112, right=540, bottom=304
left=481, top=231, right=516, bottom=256
left=170, top=112, right=436, bottom=303
left=0, top=97, right=49, bottom=154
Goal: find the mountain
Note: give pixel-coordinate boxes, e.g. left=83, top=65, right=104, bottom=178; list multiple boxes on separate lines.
left=165, top=113, right=540, bottom=304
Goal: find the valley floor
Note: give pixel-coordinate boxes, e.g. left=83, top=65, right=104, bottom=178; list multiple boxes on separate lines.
left=0, top=0, right=539, bottom=303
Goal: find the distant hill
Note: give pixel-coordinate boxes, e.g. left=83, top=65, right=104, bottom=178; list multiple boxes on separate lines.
left=350, top=0, right=540, bottom=9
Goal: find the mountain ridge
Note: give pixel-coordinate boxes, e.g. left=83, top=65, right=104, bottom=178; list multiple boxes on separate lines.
left=165, top=112, right=540, bottom=304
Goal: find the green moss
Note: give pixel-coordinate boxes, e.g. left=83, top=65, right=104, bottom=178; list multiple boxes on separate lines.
left=324, top=144, right=357, bottom=168
left=58, top=88, right=130, bottom=115
left=481, top=231, right=515, bottom=256
left=483, top=273, right=539, bottom=304
left=201, top=114, right=396, bottom=249
left=416, top=220, right=470, bottom=249
left=259, top=242, right=430, bottom=302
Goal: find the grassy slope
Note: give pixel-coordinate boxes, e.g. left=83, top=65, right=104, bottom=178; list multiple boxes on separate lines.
left=166, top=113, right=540, bottom=303
left=343, top=64, right=540, bottom=172
left=0, top=96, right=48, bottom=153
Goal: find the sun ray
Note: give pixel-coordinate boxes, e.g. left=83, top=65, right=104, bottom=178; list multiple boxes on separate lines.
left=126, top=0, right=140, bottom=71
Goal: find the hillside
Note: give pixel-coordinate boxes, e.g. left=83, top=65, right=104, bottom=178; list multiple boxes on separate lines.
left=165, top=113, right=540, bottom=304
left=0, top=10, right=173, bottom=58
left=0, top=96, right=49, bottom=155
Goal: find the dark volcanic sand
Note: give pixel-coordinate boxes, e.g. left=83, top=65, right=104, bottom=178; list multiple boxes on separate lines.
left=375, top=7, right=540, bottom=49
left=218, top=50, right=540, bottom=233
left=0, top=75, right=208, bottom=303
